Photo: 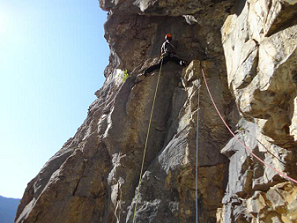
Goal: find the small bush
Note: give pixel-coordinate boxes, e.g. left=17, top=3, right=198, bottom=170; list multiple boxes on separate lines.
left=122, top=70, right=129, bottom=82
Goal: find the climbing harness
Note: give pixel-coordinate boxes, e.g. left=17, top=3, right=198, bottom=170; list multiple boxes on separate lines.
left=195, top=77, right=201, bottom=223
left=200, top=65, right=297, bottom=185
left=132, top=58, right=164, bottom=223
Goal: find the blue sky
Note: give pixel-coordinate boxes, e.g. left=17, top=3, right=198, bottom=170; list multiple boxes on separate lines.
left=0, top=0, right=109, bottom=198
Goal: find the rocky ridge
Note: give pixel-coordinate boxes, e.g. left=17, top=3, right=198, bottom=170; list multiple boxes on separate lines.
left=16, top=0, right=297, bottom=222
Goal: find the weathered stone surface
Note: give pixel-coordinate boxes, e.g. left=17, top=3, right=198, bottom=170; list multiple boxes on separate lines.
left=125, top=60, right=232, bottom=223
left=218, top=118, right=296, bottom=222
left=245, top=182, right=297, bottom=222
left=222, top=0, right=297, bottom=145
left=16, top=0, right=297, bottom=222
left=219, top=0, right=297, bottom=222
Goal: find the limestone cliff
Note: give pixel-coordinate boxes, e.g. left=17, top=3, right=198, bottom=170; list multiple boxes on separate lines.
left=219, top=0, right=297, bottom=222
left=16, top=0, right=297, bottom=223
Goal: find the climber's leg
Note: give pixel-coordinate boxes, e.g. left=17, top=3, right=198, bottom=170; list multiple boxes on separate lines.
left=144, top=63, right=161, bottom=75
left=170, top=55, right=187, bottom=67
left=144, top=56, right=169, bottom=75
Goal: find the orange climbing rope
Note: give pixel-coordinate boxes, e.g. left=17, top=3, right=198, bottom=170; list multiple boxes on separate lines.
left=200, top=65, right=297, bottom=185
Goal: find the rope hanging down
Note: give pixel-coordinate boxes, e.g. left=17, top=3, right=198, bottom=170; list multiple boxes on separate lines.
left=200, top=66, right=297, bottom=185
left=195, top=78, right=201, bottom=223
left=132, top=59, right=164, bottom=223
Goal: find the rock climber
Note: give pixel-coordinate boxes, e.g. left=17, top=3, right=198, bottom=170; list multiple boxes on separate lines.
left=138, top=33, right=187, bottom=79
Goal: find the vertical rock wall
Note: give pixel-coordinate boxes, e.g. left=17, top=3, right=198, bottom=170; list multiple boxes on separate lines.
left=15, top=0, right=297, bottom=222
left=219, top=0, right=297, bottom=222
left=16, top=0, right=237, bottom=222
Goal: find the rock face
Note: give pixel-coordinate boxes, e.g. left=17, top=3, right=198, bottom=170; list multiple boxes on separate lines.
left=16, top=0, right=297, bottom=223
left=219, top=0, right=297, bottom=222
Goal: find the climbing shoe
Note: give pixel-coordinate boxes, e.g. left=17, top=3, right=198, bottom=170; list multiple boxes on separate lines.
left=180, top=61, right=187, bottom=67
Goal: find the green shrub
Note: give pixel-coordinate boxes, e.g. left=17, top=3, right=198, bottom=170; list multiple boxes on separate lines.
left=122, top=70, right=129, bottom=82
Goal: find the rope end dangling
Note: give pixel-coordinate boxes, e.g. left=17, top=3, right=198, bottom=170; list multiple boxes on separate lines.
left=195, top=70, right=202, bottom=223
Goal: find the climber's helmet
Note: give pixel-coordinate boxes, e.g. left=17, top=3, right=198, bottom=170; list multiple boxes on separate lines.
left=165, top=33, right=172, bottom=41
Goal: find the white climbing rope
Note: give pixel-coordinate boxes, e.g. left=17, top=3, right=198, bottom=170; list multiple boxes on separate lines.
left=196, top=78, right=201, bottom=223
